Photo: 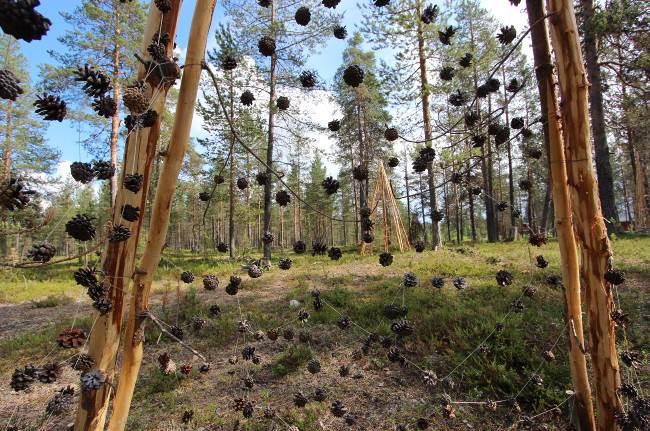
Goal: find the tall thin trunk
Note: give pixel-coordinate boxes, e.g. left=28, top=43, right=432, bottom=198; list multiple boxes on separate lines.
left=1, top=101, right=12, bottom=182
left=418, top=173, right=428, bottom=244
left=547, top=1, right=622, bottom=429
left=467, top=160, right=476, bottom=241
left=526, top=2, right=596, bottom=430
left=502, top=66, right=517, bottom=241
left=404, top=148, right=412, bottom=242
left=110, top=7, right=121, bottom=206
left=415, top=0, right=441, bottom=249
left=580, top=0, right=619, bottom=231
left=262, top=0, right=277, bottom=264
left=228, top=75, right=235, bottom=258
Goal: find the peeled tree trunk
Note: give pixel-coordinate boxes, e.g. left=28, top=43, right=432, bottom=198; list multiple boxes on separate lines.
left=74, top=3, right=182, bottom=430
left=106, top=2, right=216, bottom=429
left=526, top=2, right=596, bottom=429
left=546, top=1, right=622, bottom=429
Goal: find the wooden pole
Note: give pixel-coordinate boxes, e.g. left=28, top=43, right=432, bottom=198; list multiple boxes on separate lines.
left=545, top=1, right=622, bottom=429
left=74, top=3, right=182, bottom=430
left=525, top=2, right=596, bottom=428
left=106, top=1, right=216, bottom=429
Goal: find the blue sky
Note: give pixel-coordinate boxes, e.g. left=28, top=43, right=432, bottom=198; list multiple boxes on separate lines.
left=13, top=0, right=528, bottom=176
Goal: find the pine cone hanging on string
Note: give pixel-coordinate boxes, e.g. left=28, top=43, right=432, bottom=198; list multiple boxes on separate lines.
left=524, top=146, right=543, bottom=160
left=307, top=359, right=321, bottom=374
left=34, top=93, right=67, bottom=121
left=322, top=176, right=340, bottom=195
left=221, top=54, right=237, bottom=71
left=170, top=325, right=184, bottom=340
left=256, top=172, right=269, bottom=186
left=438, top=26, right=456, bottom=45
left=217, top=241, right=228, bottom=252
left=535, top=255, right=549, bottom=269
left=278, top=258, right=292, bottom=270
left=450, top=172, right=463, bottom=184
left=486, top=78, right=501, bottom=93
left=0, top=69, right=23, bottom=101
left=74, top=266, right=100, bottom=288
left=0, top=0, right=52, bottom=42
left=384, top=304, right=408, bottom=319
left=511, top=117, right=525, bottom=130
left=276, top=190, right=290, bottom=206
left=605, top=269, right=626, bottom=285
left=529, top=232, right=547, bottom=247
left=328, top=119, right=341, bottom=131
left=209, top=304, right=221, bottom=317
left=0, top=178, right=34, bottom=211
left=276, top=96, right=290, bottom=110
left=262, top=231, right=274, bottom=244
left=122, top=81, right=149, bottom=114
left=352, top=164, right=368, bottom=181
left=379, top=252, right=393, bottom=267
left=154, top=0, right=172, bottom=12
left=80, top=369, right=106, bottom=392
left=199, top=191, right=211, bottom=202
left=258, top=0, right=271, bottom=6
left=237, top=177, right=249, bottom=190
left=330, top=400, right=348, bottom=417
left=431, top=276, right=444, bottom=289
left=248, top=264, right=262, bottom=278
left=412, top=156, right=427, bottom=173
left=109, top=224, right=131, bottom=242
left=125, top=110, right=158, bottom=131
left=10, top=366, right=38, bottom=391
left=343, top=64, right=364, bottom=87
left=391, top=319, right=414, bottom=337
left=92, top=96, right=116, bottom=118
left=92, top=160, right=115, bottom=180
left=73, top=64, right=112, bottom=97
left=459, top=53, right=472, bottom=68
left=506, top=78, right=522, bottom=93
left=328, top=247, right=342, bottom=260
left=294, top=240, right=306, bottom=254
left=65, top=214, right=96, bottom=241
left=374, top=0, right=390, bottom=6
left=414, top=240, right=425, bottom=252
left=69, top=353, right=94, bottom=372
left=439, top=66, right=455, bottom=81
left=464, top=111, right=479, bottom=128
left=453, top=277, right=467, bottom=290
left=240, top=90, right=255, bottom=106
left=180, top=271, right=194, bottom=284
left=322, top=0, right=341, bottom=7
left=403, top=272, right=418, bottom=287
left=57, top=328, right=87, bottom=348
left=384, top=127, right=399, bottom=141
left=123, top=173, right=143, bottom=193
left=432, top=210, right=444, bottom=222
left=295, top=6, right=311, bottom=25
left=27, top=241, right=56, bottom=262
left=496, top=201, right=509, bottom=212
left=312, top=241, right=328, bottom=255
left=388, top=157, right=399, bottom=168
left=476, top=84, right=490, bottom=99
left=519, top=179, right=532, bottom=191
left=497, top=25, right=517, bottom=45
left=495, top=270, right=513, bottom=287
left=203, top=274, right=219, bottom=290
left=300, top=70, right=317, bottom=88
left=421, top=4, right=439, bottom=24
left=333, top=25, right=347, bottom=39
left=39, top=362, right=63, bottom=383
left=448, top=90, right=468, bottom=106
left=46, top=386, right=75, bottom=416
left=258, top=36, right=276, bottom=56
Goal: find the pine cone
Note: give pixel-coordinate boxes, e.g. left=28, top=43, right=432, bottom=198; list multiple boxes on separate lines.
left=312, top=241, right=328, bottom=255
left=275, top=190, right=290, bottom=206
left=299, top=70, right=317, bottom=88
left=10, top=367, right=36, bottom=391
left=73, top=64, right=112, bottom=97
left=276, top=95, right=290, bottom=110
left=69, top=353, right=94, bottom=372
left=70, top=162, right=95, bottom=183
left=57, top=328, right=87, bottom=348
left=248, top=264, right=262, bottom=279
left=495, top=270, right=513, bottom=287
left=154, top=0, right=172, bottom=12
left=39, top=362, right=62, bottom=383
left=379, top=252, right=393, bottom=267
left=240, top=90, right=255, bottom=106
left=535, top=255, right=548, bottom=269
left=65, top=214, right=96, bottom=242
left=330, top=400, right=347, bottom=417
left=414, top=240, right=425, bottom=252
left=92, top=160, right=115, bottom=180
left=337, top=316, right=352, bottom=330
left=333, top=25, right=347, bottom=39
left=198, top=191, right=211, bottom=202
left=459, top=53, right=472, bottom=68
left=453, top=277, right=467, bottom=290
left=421, top=4, right=439, bottom=24
left=237, top=177, right=249, bottom=190
left=294, top=6, right=311, bottom=26
left=322, top=0, right=340, bottom=7
left=258, top=36, right=276, bottom=57
left=34, top=93, right=67, bottom=121
left=221, top=54, right=237, bottom=71
left=383, top=304, right=408, bottom=319
left=497, top=25, right=517, bottom=45
left=226, top=282, right=238, bottom=296
left=431, top=276, right=444, bottom=289
left=605, top=269, right=626, bottom=285
left=209, top=304, right=221, bottom=317
left=217, top=241, right=228, bottom=253
left=374, top=0, right=389, bottom=7
left=120, top=204, right=140, bottom=222
left=125, top=110, right=158, bottom=131
left=109, top=224, right=130, bottom=242
left=27, top=241, right=56, bottom=262
left=0, top=69, right=23, bottom=101
left=293, top=240, right=307, bottom=254
left=307, top=359, right=321, bottom=374
left=158, top=352, right=176, bottom=375
left=507, top=78, right=522, bottom=93
left=496, top=201, right=509, bottom=212
left=384, top=127, right=399, bottom=141
left=439, top=66, right=455, bottom=81
left=438, top=25, right=456, bottom=45
left=391, top=319, right=414, bottom=337
left=74, top=267, right=100, bottom=288
left=448, top=90, right=468, bottom=106
left=328, top=247, right=342, bottom=261
left=511, top=117, right=525, bottom=130
left=80, top=369, right=106, bottom=391
left=92, top=95, right=116, bottom=118
left=343, top=64, right=364, bottom=87
left=0, top=0, right=52, bottom=42
left=203, top=274, right=219, bottom=290
left=387, top=157, right=399, bottom=168
left=529, top=232, right=547, bottom=247
left=46, top=386, right=75, bottom=416
left=352, top=164, right=368, bottom=181
left=123, top=173, right=143, bottom=193
left=403, top=272, right=418, bottom=287
left=122, top=81, right=149, bottom=114
left=180, top=271, right=194, bottom=284
left=419, top=146, right=435, bottom=162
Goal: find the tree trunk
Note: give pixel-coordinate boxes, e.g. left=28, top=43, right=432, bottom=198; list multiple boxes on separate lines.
left=580, top=0, right=619, bottom=232
left=74, top=3, right=182, bottom=430
left=404, top=148, right=412, bottom=242
left=415, top=0, right=441, bottom=249
left=106, top=2, right=215, bottom=429
left=546, top=1, right=622, bottom=429
left=1, top=101, right=12, bottom=182
left=109, top=7, right=121, bottom=206
left=262, top=0, right=277, bottom=264
left=526, top=2, right=596, bottom=429
left=503, top=67, right=518, bottom=241
left=229, top=74, right=235, bottom=258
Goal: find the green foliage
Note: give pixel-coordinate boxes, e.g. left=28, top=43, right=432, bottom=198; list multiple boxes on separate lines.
left=272, top=344, right=313, bottom=376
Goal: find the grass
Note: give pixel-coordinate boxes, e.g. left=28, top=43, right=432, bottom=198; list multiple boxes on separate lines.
left=1, top=236, right=648, bottom=430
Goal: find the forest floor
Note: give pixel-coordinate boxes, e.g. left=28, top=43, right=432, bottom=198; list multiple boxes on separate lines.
left=0, top=235, right=649, bottom=430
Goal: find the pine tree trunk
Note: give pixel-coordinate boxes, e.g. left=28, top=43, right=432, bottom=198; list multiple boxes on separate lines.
left=105, top=2, right=215, bottom=429
left=503, top=67, right=518, bottom=241
left=580, top=0, right=619, bottom=231
left=74, top=3, right=183, bottom=430
left=546, top=1, right=622, bottom=429
left=229, top=75, right=235, bottom=258
left=404, top=149, right=412, bottom=242
left=109, top=7, right=121, bottom=206
left=526, top=3, right=596, bottom=429
left=415, top=0, right=441, bottom=249
left=262, top=0, right=277, bottom=264
left=1, top=101, right=12, bottom=182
